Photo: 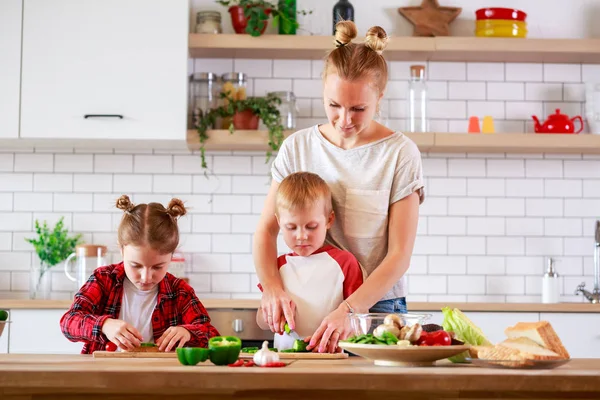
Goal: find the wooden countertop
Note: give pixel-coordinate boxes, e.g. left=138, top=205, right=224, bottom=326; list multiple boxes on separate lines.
left=1, top=299, right=599, bottom=313
left=0, top=354, right=598, bottom=400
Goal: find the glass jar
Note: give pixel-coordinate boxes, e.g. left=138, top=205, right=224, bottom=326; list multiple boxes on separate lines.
left=170, top=253, right=189, bottom=283
left=267, top=91, right=298, bottom=129
left=196, top=11, right=222, bottom=34
left=189, top=72, right=221, bottom=129
left=220, top=72, right=248, bottom=128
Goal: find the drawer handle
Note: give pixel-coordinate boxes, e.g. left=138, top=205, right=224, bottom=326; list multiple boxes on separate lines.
left=232, top=319, right=243, bottom=333
left=84, top=114, right=124, bottom=119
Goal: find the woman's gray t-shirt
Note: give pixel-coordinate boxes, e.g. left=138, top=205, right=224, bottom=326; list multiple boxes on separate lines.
left=271, top=125, right=424, bottom=300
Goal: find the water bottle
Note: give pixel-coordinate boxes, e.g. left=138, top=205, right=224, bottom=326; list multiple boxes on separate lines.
left=332, top=0, right=354, bottom=34
left=407, top=65, right=428, bottom=133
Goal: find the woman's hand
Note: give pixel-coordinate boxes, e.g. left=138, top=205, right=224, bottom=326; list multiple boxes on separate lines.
left=260, top=287, right=296, bottom=334
left=101, top=318, right=143, bottom=351
left=156, top=326, right=191, bottom=352
left=307, top=306, right=351, bottom=353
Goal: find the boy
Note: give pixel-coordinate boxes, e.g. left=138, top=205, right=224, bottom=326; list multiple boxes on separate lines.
left=256, top=172, right=364, bottom=351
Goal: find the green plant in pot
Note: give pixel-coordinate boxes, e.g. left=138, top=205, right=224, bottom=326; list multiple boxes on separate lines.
left=197, top=92, right=284, bottom=170
left=25, top=217, right=82, bottom=300
left=216, top=0, right=311, bottom=36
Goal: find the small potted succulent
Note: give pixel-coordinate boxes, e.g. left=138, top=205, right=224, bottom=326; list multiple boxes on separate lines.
left=216, top=0, right=311, bottom=36
left=196, top=92, right=284, bottom=169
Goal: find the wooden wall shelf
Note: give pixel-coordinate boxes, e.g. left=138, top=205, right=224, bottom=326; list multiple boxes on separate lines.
left=187, top=130, right=600, bottom=154
left=189, top=34, right=600, bottom=63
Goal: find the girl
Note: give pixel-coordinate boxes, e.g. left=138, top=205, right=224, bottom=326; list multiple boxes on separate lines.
left=253, top=21, right=424, bottom=353
left=60, top=195, right=219, bottom=354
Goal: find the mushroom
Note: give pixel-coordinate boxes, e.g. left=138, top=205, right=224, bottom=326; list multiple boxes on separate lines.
left=383, top=314, right=403, bottom=330
left=373, top=323, right=401, bottom=339
left=399, top=323, right=423, bottom=342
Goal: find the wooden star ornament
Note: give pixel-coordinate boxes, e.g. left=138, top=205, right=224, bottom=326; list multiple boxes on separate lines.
left=399, top=0, right=462, bottom=37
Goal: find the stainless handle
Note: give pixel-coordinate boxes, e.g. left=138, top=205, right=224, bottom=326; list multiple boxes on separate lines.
left=232, top=318, right=244, bottom=333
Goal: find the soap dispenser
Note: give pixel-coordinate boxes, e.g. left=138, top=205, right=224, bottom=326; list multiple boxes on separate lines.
left=542, top=257, right=560, bottom=303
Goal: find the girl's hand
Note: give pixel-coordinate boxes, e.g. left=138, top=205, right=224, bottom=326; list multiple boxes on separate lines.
left=156, top=326, right=191, bottom=352
left=307, top=306, right=352, bottom=353
left=101, top=318, right=143, bottom=351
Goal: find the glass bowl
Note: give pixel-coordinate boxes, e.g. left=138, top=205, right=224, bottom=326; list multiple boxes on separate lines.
left=348, top=312, right=432, bottom=337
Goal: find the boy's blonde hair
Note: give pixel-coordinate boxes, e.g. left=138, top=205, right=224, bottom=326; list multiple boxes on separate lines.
left=275, top=172, right=333, bottom=216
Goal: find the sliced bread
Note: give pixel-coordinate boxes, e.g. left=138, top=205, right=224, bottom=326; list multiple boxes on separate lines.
left=504, top=321, right=570, bottom=359
left=497, top=337, right=562, bottom=361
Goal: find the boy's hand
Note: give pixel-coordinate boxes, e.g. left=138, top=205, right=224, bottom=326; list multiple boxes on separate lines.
left=156, top=326, right=191, bottom=352
left=101, top=318, right=143, bottom=351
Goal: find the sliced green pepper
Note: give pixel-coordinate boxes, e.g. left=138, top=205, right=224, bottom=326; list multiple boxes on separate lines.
left=292, top=339, right=308, bottom=352
left=208, top=336, right=242, bottom=366
left=176, top=347, right=210, bottom=365
left=284, top=322, right=291, bottom=334
left=280, top=348, right=296, bottom=353
left=140, top=342, right=157, bottom=348
left=241, top=346, right=259, bottom=354
left=381, top=331, right=399, bottom=345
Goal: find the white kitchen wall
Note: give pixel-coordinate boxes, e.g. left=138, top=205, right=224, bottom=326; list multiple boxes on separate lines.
left=0, top=0, right=599, bottom=303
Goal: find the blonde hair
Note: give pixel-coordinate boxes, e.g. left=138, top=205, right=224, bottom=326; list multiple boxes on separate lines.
left=323, top=21, right=390, bottom=94
left=115, top=195, right=187, bottom=254
left=275, top=172, right=333, bottom=216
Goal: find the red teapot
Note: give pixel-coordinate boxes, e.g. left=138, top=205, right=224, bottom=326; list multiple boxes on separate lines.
left=532, top=109, right=583, bottom=134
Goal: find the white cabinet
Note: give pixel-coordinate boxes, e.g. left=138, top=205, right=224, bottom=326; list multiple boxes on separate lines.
left=0, top=0, right=22, bottom=138
left=9, top=309, right=81, bottom=354
left=540, top=313, right=600, bottom=359
left=20, top=0, right=188, bottom=141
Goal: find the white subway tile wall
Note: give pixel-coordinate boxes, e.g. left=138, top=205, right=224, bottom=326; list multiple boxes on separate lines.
left=1, top=57, right=599, bottom=302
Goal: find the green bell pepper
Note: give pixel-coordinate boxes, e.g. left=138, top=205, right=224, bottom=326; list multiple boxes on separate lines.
left=176, top=347, right=210, bottom=365
left=292, top=339, right=308, bottom=352
left=208, top=336, right=242, bottom=366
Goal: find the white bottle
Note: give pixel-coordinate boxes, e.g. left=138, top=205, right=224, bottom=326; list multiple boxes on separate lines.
left=406, top=65, right=428, bottom=133
left=542, top=258, right=560, bottom=304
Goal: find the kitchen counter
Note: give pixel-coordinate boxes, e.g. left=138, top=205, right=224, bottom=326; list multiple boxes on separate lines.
left=0, top=354, right=598, bottom=400
left=1, top=299, right=599, bottom=313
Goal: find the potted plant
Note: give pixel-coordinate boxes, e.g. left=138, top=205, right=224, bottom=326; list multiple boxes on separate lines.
left=216, top=0, right=311, bottom=36
left=25, top=217, right=82, bottom=300
left=196, top=92, right=284, bottom=170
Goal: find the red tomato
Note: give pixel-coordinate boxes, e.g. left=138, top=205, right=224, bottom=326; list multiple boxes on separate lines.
left=428, top=330, right=451, bottom=346
left=105, top=342, right=118, bottom=352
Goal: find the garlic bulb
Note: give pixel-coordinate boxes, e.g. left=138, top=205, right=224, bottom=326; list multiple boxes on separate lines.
left=253, top=340, right=280, bottom=366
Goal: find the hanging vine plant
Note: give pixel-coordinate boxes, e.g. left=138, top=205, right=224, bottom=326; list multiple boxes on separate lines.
left=196, top=92, right=284, bottom=170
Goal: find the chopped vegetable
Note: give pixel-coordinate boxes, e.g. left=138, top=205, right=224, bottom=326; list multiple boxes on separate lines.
left=176, top=347, right=210, bottom=365
left=292, top=339, right=309, bottom=352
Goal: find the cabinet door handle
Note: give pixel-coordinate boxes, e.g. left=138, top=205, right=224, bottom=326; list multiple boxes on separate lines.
left=84, top=114, right=124, bottom=119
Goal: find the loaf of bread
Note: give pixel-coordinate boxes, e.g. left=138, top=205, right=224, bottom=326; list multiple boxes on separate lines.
left=504, top=321, right=570, bottom=359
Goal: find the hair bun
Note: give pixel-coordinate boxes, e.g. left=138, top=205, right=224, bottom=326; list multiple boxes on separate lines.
left=166, top=198, right=187, bottom=219
left=365, top=26, right=389, bottom=55
left=334, top=20, right=358, bottom=47
left=116, top=195, right=135, bottom=212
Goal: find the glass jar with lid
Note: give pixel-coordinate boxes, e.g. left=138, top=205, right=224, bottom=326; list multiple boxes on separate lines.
left=189, top=72, right=221, bottom=129
left=196, top=11, right=222, bottom=34
left=220, top=72, right=248, bottom=128
left=267, top=91, right=298, bottom=129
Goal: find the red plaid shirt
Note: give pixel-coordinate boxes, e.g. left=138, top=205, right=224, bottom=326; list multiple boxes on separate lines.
left=60, top=262, right=220, bottom=354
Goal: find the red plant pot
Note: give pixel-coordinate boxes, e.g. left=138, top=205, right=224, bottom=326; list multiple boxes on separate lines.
left=229, top=5, right=271, bottom=35
left=233, top=110, right=259, bottom=130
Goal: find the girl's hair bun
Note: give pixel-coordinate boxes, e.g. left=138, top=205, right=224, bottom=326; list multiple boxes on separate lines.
left=116, top=195, right=135, bottom=213
left=365, top=26, right=389, bottom=55
left=166, top=198, right=187, bottom=218
left=334, top=20, right=358, bottom=47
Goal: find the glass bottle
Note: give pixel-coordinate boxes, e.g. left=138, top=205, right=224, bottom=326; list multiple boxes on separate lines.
left=278, top=0, right=297, bottom=35
left=406, top=65, right=428, bottom=133
left=332, top=0, right=354, bottom=34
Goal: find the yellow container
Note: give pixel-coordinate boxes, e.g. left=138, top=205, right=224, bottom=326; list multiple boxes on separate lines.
left=475, top=26, right=527, bottom=38
left=475, top=19, right=527, bottom=30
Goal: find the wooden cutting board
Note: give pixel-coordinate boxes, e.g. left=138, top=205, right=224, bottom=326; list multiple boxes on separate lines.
left=93, top=351, right=177, bottom=358
left=239, top=352, right=348, bottom=360
left=93, top=351, right=348, bottom=359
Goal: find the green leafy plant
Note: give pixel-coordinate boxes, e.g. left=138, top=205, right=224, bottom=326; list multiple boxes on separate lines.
left=216, top=0, right=312, bottom=36
left=25, top=218, right=83, bottom=296
left=197, top=92, right=284, bottom=170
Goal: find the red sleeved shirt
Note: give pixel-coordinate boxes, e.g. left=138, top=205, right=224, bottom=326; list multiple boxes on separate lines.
left=60, top=262, right=220, bottom=354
